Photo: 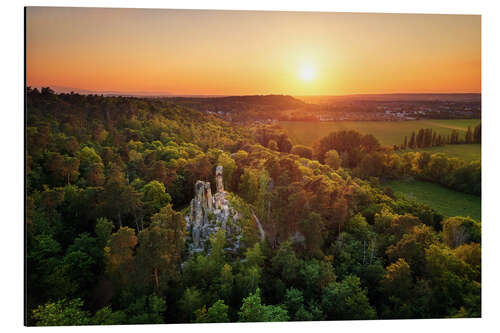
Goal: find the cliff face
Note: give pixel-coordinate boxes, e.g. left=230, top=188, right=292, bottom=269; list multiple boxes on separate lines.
left=185, top=165, right=242, bottom=253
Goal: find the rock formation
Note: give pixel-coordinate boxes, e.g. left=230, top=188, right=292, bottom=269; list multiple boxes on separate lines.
left=216, top=165, right=224, bottom=193
left=185, top=165, right=242, bottom=253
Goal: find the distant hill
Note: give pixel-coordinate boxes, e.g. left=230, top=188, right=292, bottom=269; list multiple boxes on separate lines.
left=297, top=93, right=481, bottom=103
left=160, top=95, right=306, bottom=122
left=166, top=94, right=306, bottom=108
left=28, top=85, right=175, bottom=97
left=29, top=87, right=479, bottom=103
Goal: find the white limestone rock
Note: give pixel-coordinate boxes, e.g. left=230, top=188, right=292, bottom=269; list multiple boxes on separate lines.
left=185, top=165, right=244, bottom=254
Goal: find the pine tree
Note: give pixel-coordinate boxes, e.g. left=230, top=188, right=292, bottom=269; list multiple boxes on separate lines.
left=424, top=128, right=432, bottom=147
left=450, top=130, right=459, bottom=144
left=453, top=130, right=456, bottom=144
left=135, top=205, right=186, bottom=291
left=409, top=132, right=416, bottom=149
left=473, top=123, right=481, bottom=143
left=416, top=129, right=424, bottom=148
left=465, top=126, right=472, bottom=144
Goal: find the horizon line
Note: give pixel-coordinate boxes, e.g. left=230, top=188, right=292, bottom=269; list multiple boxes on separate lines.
left=27, top=85, right=481, bottom=98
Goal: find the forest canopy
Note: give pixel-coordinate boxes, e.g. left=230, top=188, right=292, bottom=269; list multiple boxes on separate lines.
left=26, top=88, right=481, bottom=325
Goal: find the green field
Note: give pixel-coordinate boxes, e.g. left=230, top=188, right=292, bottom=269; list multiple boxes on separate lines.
left=385, top=179, right=481, bottom=221
left=280, top=119, right=480, bottom=146
left=280, top=119, right=481, bottom=161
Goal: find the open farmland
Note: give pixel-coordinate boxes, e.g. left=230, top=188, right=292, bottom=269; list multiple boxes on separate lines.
left=279, top=119, right=481, bottom=146
left=385, top=179, right=481, bottom=221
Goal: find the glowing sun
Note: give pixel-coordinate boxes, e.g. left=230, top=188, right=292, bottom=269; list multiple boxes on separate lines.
left=299, top=65, right=316, bottom=81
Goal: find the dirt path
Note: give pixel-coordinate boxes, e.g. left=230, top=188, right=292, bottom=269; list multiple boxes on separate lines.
left=251, top=209, right=265, bottom=241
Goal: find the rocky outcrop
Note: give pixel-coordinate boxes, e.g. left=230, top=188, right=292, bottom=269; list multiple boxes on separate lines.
left=185, top=165, right=242, bottom=253
left=216, top=165, right=224, bottom=192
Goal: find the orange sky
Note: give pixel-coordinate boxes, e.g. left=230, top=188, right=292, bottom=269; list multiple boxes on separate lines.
left=26, top=7, right=481, bottom=96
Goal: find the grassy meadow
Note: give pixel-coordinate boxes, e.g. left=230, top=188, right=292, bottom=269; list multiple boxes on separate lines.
left=279, top=119, right=481, bottom=146
left=386, top=179, right=481, bottom=221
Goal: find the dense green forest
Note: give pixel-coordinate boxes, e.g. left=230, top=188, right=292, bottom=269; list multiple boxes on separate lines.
left=26, top=88, right=481, bottom=325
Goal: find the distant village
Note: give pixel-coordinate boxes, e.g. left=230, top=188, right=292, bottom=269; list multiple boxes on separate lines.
left=315, top=100, right=480, bottom=121
left=167, top=95, right=481, bottom=123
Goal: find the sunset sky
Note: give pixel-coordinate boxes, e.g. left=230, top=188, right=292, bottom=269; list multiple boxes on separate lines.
left=26, top=7, right=481, bottom=96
